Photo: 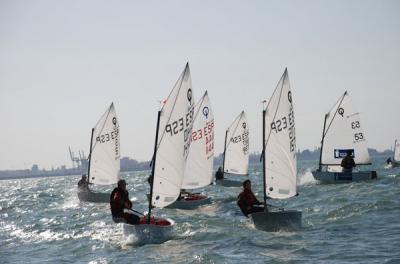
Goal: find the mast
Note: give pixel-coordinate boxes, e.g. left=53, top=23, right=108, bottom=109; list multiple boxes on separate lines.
left=262, top=109, right=267, bottom=207
left=394, top=140, right=397, bottom=160
left=148, top=110, right=161, bottom=223
left=87, top=128, right=95, bottom=184
left=318, top=114, right=328, bottom=171
left=222, top=129, right=228, bottom=173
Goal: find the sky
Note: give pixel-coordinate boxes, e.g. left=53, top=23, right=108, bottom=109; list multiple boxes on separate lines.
left=0, top=0, right=399, bottom=170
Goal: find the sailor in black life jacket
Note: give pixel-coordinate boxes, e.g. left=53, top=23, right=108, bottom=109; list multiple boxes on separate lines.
left=77, top=175, right=89, bottom=190
left=110, top=179, right=140, bottom=225
left=341, top=150, right=356, bottom=173
left=215, top=166, right=224, bottom=180
left=237, top=180, right=264, bottom=217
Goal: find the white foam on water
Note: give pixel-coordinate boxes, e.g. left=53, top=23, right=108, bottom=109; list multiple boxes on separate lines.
left=88, top=258, right=109, bottom=264
left=298, top=169, right=317, bottom=186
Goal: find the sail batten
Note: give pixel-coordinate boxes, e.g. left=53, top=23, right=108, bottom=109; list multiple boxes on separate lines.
left=89, top=103, right=120, bottom=186
left=263, top=69, right=297, bottom=200
left=320, top=92, right=370, bottom=165
left=223, top=111, right=249, bottom=175
left=151, top=63, right=195, bottom=208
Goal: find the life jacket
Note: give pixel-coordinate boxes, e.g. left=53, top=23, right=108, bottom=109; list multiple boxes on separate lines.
left=341, top=156, right=355, bottom=170
left=110, top=187, right=131, bottom=217
left=237, top=189, right=259, bottom=216
left=215, top=170, right=224, bottom=180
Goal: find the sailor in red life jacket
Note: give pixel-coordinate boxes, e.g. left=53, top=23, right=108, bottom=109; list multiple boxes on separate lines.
left=237, top=179, right=265, bottom=217
left=110, top=179, right=140, bottom=225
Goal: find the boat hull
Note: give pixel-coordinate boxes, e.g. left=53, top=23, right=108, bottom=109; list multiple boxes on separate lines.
left=123, top=218, right=174, bottom=244
left=167, top=196, right=212, bottom=210
left=312, top=170, right=378, bottom=183
left=215, top=179, right=242, bottom=187
left=147, top=194, right=212, bottom=209
left=250, top=210, right=302, bottom=232
left=77, top=189, right=110, bottom=203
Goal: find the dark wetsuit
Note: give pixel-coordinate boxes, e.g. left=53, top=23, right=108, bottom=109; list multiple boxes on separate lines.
left=77, top=178, right=88, bottom=190
left=237, top=189, right=264, bottom=217
left=110, top=187, right=140, bottom=225
left=341, top=156, right=356, bottom=172
left=215, top=170, right=224, bottom=180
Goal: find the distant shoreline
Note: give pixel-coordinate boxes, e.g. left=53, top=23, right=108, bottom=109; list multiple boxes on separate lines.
left=0, top=149, right=392, bottom=181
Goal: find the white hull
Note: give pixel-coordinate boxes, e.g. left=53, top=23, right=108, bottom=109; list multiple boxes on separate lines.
left=123, top=219, right=174, bottom=244
left=389, top=161, right=400, bottom=168
left=167, top=196, right=212, bottom=210
left=215, top=179, right=242, bottom=187
left=77, top=189, right=110, bottom=203
left=312, top=170, right=377, bottom=183
left=250, top=210, right=302, bottom=232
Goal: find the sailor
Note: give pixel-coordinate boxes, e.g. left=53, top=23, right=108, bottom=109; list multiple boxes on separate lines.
left=77, top=175, right=89, bottom=190
left=237, top=180, right=264, bottom=217
left=215, top=166, right=224, bottom=180
left=341, top=150, right=356, bottom=173
left=110, top=179, right=140, bottom=225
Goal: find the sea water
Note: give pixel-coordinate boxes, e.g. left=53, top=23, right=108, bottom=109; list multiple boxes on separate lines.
left=1, top=157, right=399, bottom=263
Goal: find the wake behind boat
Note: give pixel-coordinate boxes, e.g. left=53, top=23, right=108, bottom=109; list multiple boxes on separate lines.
left=250, top=68, right=301, bottom=232
left=78, top=103, right=120, bottom=203
left=123, top=63, right=194, bottom=244
left=216, top=111, right=249, bottom=187
left=312, top=91, right=378, bottom=183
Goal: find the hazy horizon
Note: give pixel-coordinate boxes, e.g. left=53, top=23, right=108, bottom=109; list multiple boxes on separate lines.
left=1, top=0, right=399, bottom=170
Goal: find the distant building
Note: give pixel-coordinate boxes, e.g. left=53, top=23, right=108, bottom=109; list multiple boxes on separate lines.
left=32, top=164, right=39, bottom=172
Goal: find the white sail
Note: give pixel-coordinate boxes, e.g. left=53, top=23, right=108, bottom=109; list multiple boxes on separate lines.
left=321, top=91, right=371, bottom=165
left=88, top=103, right=120, bottom=185
left=223, top=111, right=249, bottom=175
left=182, top=91, right=214, bottom=189
left=152, top=63, right=195, bottom=208
left=394, top=140, right=400, bottom=162
left=263, top=69, right=297, bottom=199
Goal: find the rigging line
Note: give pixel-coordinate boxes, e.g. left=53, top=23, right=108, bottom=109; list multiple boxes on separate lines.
left=155, top=65, right=191, bottom=153
left=323, top=91, right=347, bottom=138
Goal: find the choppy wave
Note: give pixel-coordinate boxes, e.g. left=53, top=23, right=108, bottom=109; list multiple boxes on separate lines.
left=1, top=157, right=400, bottom=263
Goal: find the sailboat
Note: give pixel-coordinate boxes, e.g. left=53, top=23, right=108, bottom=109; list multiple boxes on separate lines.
left=123, top=63, right=194, bottom=244
left=167, top=91, right=214, bottom=209
left=312, top=91, right=378, bottom=183
left=251, top=68, right=301, bottom=232
left=216, top=111, right=249, bottom=187
left=78, top=103, right=120, bottom=203
left=388, top=140, right=400, bottom=168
